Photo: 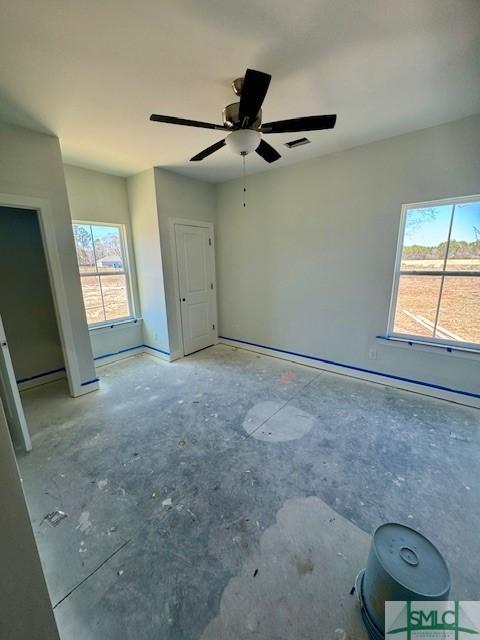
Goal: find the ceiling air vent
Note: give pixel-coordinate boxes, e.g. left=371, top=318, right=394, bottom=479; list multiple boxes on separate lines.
left=284, top=137, right=311, bottom=149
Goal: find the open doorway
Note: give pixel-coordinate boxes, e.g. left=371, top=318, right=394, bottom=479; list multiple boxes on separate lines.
left=0, top=206, right=66, bottom=451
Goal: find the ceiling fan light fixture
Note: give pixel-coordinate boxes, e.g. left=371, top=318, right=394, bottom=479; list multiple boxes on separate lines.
left=225, top=129, right=261, bottom=156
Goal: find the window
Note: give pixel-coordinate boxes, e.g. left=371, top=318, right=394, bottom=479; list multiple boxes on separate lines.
left=72, top=222, right=133, bottom=326
left=389, top=196, right=480, bottom=347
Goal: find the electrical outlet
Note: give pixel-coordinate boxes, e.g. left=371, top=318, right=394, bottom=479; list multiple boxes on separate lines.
left=368, top=348, right=378, bottom=360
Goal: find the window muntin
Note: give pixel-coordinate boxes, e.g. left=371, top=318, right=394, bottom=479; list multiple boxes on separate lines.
left=72, top=222, right=133, bottom=326
left=390, top=197, right=480, bottom=347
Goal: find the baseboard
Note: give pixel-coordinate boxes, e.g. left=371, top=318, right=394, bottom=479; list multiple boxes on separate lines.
left=219, top=337, right=480, bottom=409
left=17, top=345, right=170, bottom=396
left=74, top=378, right=100, bottom=396
left=94, top=345, right=144, bottom=367
left=17, top=368, right=66, bottom=391
left=94, top=344, right=171, bottom=365
left=17, top=367, right=98, bottom=396
left=142, top=344, right=171, bottom=361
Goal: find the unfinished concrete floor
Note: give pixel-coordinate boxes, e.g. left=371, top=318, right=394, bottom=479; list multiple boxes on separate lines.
left=17, top=345, right=480, bottom=639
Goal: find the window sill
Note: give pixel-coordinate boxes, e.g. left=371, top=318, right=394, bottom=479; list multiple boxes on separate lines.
left=376, top=335, right=480, bottom=359
left=89, top=318, right=143, bottom=334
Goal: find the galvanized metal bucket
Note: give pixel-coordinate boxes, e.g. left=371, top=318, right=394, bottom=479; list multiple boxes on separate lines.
left=360, top=523, right=450, bottom=637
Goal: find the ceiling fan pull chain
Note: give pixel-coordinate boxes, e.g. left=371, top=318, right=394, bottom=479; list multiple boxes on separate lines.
left=242, top=153, right=247, bottom=208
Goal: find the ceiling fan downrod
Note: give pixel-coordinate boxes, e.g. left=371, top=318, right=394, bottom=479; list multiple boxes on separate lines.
left=242, top=153, right=247, bottom=208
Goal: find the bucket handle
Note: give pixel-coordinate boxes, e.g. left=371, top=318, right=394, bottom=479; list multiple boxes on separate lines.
left=399, top=546, right=419, bottom=566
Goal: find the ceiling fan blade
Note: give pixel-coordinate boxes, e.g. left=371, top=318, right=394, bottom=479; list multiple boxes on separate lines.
left=261, top=114, right=337, bottom=133
left=238, top=69, right=271, bottom=128
left=255, top=139, right=281, bottom=163
left=150, top=114, right=228, bottom=131
left=190, top=139, right=226, bottom=162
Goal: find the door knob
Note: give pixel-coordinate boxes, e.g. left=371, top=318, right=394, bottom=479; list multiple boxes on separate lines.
left=182, top=298, right=186, bottom=302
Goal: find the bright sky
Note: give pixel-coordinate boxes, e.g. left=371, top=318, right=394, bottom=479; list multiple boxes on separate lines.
left=93, top=225, right=119, bottom=241
left=404, top=201, right=480, bottom=246
left=74, top=223, right=120, bottom=243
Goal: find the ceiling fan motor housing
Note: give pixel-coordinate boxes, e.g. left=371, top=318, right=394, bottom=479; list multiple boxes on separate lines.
left=232, top=77, right=244, bottom=96
left=223, top=102, right=262, bottom=130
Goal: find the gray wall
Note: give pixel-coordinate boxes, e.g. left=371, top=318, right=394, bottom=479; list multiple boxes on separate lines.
left=0, top=207, right=63, bottom=382
left=0, top=122, right=96, bottom=389
left=0, top=398, right=60, bottom=640
left=125, top=168, right=215, bottom=358
left=215, top=114, right=480, bottom=400
left=154, top=168, right=215, bottom=358
left=127, top=169, right=170, bottom=355
left=64, top=164, right=142, bottom=359
left=64, top=164, right=132, bottom=225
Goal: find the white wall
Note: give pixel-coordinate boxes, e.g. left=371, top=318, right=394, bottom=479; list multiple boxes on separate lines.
left=215, top=114, right=480, bottom=404
left=0, top=207, right=64, bottom=382
left=64, top=164, right=143, bottom=360
left=0, top=122, right=96, bottom=390
left=154, top=168, right=215, bottom=358
left=127, top=169, right=170, bottom=356
left=0, top=401, right=60, bottom=639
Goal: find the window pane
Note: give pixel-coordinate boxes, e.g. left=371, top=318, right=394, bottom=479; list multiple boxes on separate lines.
left=401, top=205, right=453, bottom=271
left=80, top=275, right=106, bottom=324
left=446, top=201, right=480, bottom=272
left=92, top=225, right=124, bottom=272
left=393, top=275, right=442, bottom=337
left=100, top=275, right=130, bottom=320
left=73, top=223, right=96, bottom=273
left=436, top=276, right=480, bottom=343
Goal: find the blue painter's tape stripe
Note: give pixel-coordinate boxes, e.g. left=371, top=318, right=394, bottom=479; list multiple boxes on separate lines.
left=94, top=345, right=143, bottom=361
left=17, top=367, right=66, bottom=384
left=17, top=344, right=169, bottom=388
left=95, top=344, right=170, bottom=362
left=81, top=378, right=99, bottom=386
left=219, top=335, right=480, bottom=400
left=143, top=344, right=170, bottom=356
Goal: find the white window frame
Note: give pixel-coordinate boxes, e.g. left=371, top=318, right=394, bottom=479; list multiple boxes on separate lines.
left=387, top=194, right=480, bottom=350
left=73, top=220, right=134, bottom=328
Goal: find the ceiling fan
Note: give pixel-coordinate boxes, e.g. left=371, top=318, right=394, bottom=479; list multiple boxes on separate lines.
left=149, top=68, right=337, bottom=163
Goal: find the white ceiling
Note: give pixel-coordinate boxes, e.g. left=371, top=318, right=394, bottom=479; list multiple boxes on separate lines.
left=1, top=0, right=479, bottom=183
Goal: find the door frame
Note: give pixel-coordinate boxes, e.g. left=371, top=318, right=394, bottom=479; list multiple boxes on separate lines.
left=169, top=218, right=218, bottom=358
left=0, top=314, right=32, bottom=451
left=0, top=192, right=85, bottom=396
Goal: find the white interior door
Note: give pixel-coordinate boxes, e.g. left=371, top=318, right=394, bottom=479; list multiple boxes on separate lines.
left=0, top=315, right=31, bottom=452
left=174, top=224, right=216, bottom=356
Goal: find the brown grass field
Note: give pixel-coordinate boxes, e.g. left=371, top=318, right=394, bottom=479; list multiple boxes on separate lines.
left=394, top=259, right=479, bottom=343
left=80, top=274, right=129, bottom=324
